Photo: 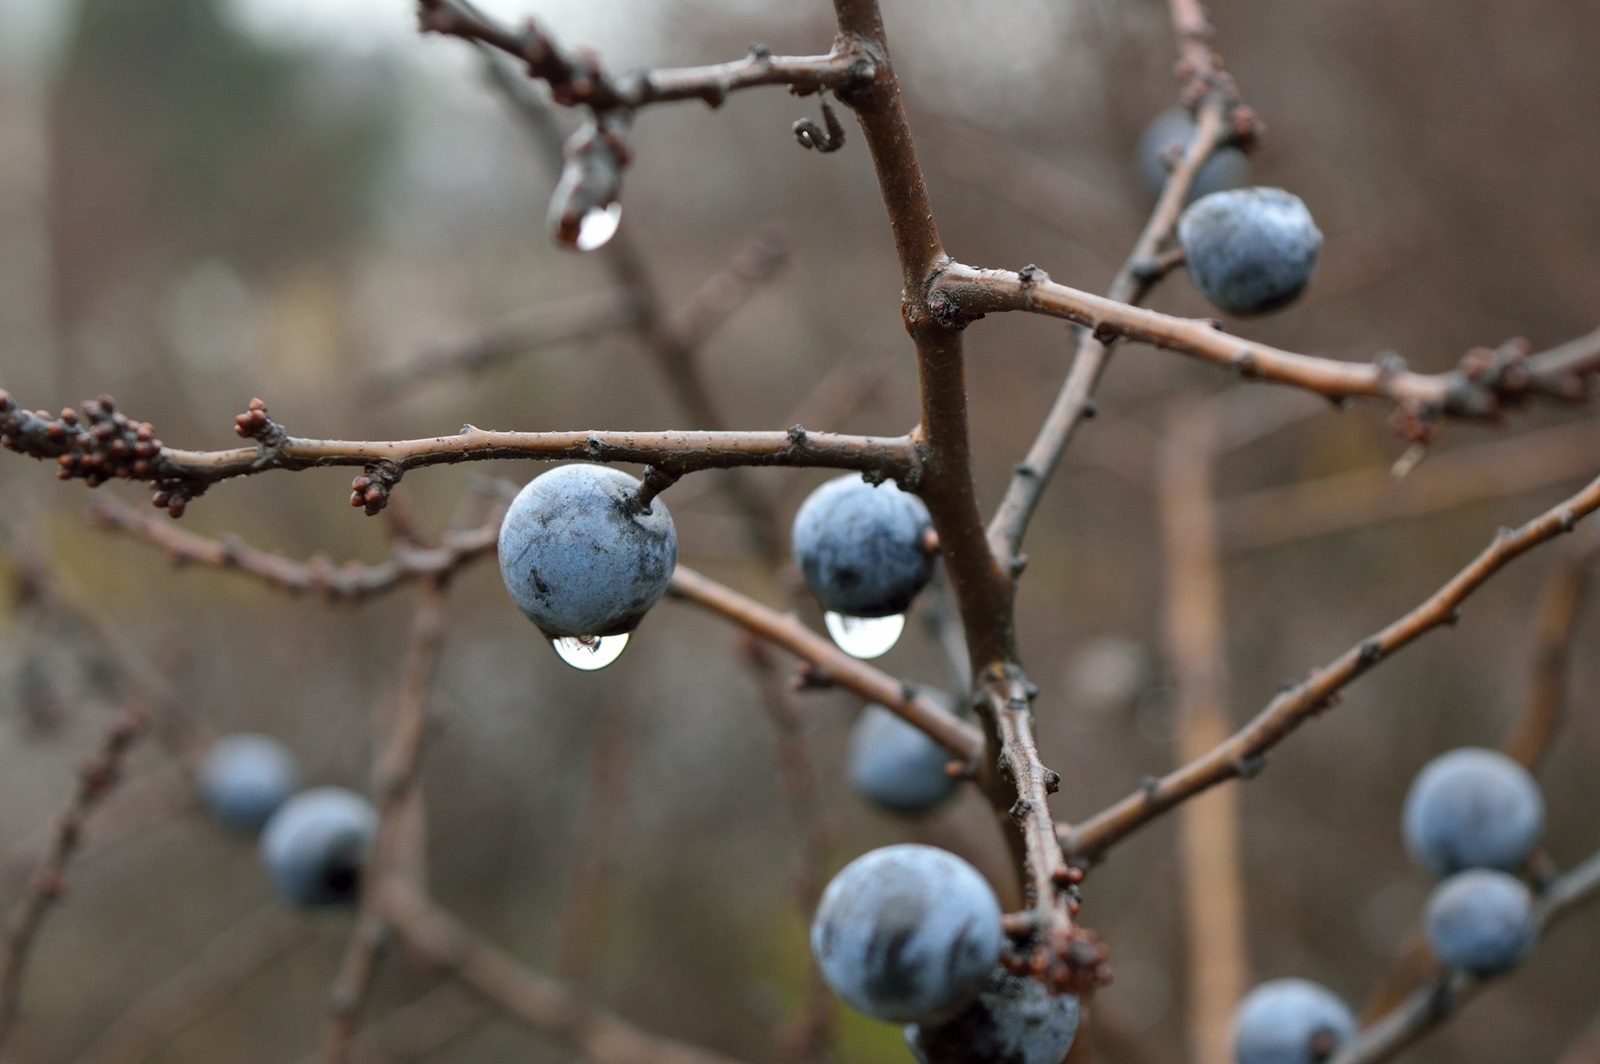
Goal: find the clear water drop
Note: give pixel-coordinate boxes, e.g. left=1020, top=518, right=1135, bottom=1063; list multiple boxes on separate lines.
left=574, top=202, right=623, bottom=252
left=550, top=632, right=629, bottom=671
left=824, top=612, right=906, bottom=660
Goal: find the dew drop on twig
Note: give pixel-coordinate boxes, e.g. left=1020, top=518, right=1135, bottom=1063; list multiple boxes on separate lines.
left=571, top=202, right=623, bottom=252
left=551, top=632, right=629, bottom=671
left=824, top=612, right=905, bottom=660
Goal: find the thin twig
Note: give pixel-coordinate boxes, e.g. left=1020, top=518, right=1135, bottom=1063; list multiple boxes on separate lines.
left=1331, top=849, right=1600, bottom=1064
left=91, top=496, right=501, bottom=602
left=0, top=704, right=149, bottom=1047
left=1156, top=401, right=1249, bottom=1064
left=665, top=565, right=984, bottom=760
left=74, top=905, right=308, bottom=1064
left=322, top=578, right=451, bottom=1063
left=1065, top=468, right=1600, bottom=861
left=380, top=879, right=750, bottom=1064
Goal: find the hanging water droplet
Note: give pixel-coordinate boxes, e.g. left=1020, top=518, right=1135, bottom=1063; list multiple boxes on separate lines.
left=550, top=632, right=630, bottom=671
left=824, top=612, right=905, bottom=660
left=572, top=202, right=622, bottom=252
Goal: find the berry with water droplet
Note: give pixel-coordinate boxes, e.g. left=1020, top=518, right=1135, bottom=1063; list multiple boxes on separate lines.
left=824, top=610, right=906, bottom=659
left=499, top=464, right=677, bottom=639
left=792, top=474, right=933, bottom=617
left=550, top=632, right=631, bottom=671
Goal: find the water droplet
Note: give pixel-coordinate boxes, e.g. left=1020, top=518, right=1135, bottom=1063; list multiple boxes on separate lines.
left=824, top=612, right=905, bottom=660
left=574, top=202, right=622, bottom=252
left=550, top=632, right=629, bottom=671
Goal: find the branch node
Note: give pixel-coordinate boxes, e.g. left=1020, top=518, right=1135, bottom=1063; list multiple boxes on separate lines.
left=792, top=92, right=845, bottom=153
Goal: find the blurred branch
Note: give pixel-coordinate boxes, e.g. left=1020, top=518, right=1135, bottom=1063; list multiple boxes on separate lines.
left=297, top=983, right=483, bottom=1064
left=91, top=496, right=501, bottom=603
left=1332, top=848, right=1600, bottom=1064
left=0, top=391, right=920, bottom=517
left=75, top=905, right=308, bottom=1064
left=1221, top=420, right=1600, bottom=552
left=380, top=879, right=749, bottom=1064
left=934, top=266, right=1600, bottom=429
left=665, top=564, right=984, bottom=760
left=741, top=637, right=837, bottom=1060
left=323, top=578, right=450, bottom=1064
left=1155, top=401, right=1249, bottom=1064
left=1558, top=1010, right=1600, bottom=1064
left=0, top=704, right=149, bottom=1047
left=1065, top=468, right=1600, bottom=861
left=420, top=1, right=870, bottom=111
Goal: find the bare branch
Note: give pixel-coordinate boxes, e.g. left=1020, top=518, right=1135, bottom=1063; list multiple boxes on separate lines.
left=0, top=390, right=918, bottom=516
left=418, top=0, right=871, bottom=112
left=931, top=265, right=1600, bottom=427
left=1064, top=469, right=1600, bottom=861
left=666, top=565, right=984, bottom=761
left=1504, top=525, right=1600, bottom=770
left=1331, top=849, right=1600, bottom=1064
left=0, top=705, right=149, bottom=1047
left=381, top=879, right=750, bottom=1064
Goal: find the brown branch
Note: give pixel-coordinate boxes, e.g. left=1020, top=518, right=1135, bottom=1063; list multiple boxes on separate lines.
left=986, top=98, right=1230, bottom=564
left=418, top=0, right=870, bottom=112
left=1064, top=468, right=1600, bottom=861
left=0, top=704, right=149, bottom=1047
left=294, top=983, right=483, bottom=1064
left=0, top=390, right=918, bottom=516
left=931, top=265, right=1600, bottom=426
left=666, top=565, right=984, bottom=760
left=1331, top=849, right=1600, bottom=1064
left=1221, top=420, right=1600, bottom=553
left=1156, top=401, right=1249, bottom=1064
left=75, top=905, right=308, bottom=1064
left=91, top=496, right=500, bottom=602
left=380, top=879, right=749, bottom=1064
left=323, top=578, right=450, bottom=1063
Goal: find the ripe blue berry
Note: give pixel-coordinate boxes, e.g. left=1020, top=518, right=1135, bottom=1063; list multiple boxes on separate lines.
left=1402, top=748, right=1545, bottom=877
left=1232, top=979, right=1356, bottom=1064
left=811, top=844, right=1004, bottom=1024
left=1136, top=109, right=1251, bottom=204
left=1177, top=188, right=1322, bottom=317
left=498, top=464, right=678, bottom=638
left=791, top=474, right=933, bottom=617
left=198, top=733, right=301, bottom=833
left=849, top=704, right=958, bottom=815
left=905, top=968, right=1080, bottom=1064
left=259, top=787, right=377, bottom=908
left=1424, top=869, right=1536, bottom=975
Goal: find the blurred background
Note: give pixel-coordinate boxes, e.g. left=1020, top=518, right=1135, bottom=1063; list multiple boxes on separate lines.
left=1, top=0, right=1598, bottom=1061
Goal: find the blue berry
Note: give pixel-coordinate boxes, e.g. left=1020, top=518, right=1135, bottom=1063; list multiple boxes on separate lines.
left=1177, top=188, right=1322, bottom=316
left=1136, top=109, right=1251, bottom=204
left=791, top=474, right=933, bottom=617
left=810, top=844, right=1004, bottom=1024
left=849, top=703, right=958, bottom=815
left=198, top=734, right=301, bottom=833
left=1232, top=979, right=1356, bottom=1064
left=259, top=787, right=377, bottom=908
left=1424, top=869, right=1536, bottom=975
left=1402, top=748, right=1544, bottom=877
left=498, top=464, right=678, bottom=637
left=905, top=969, right=1080, bottom=1064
